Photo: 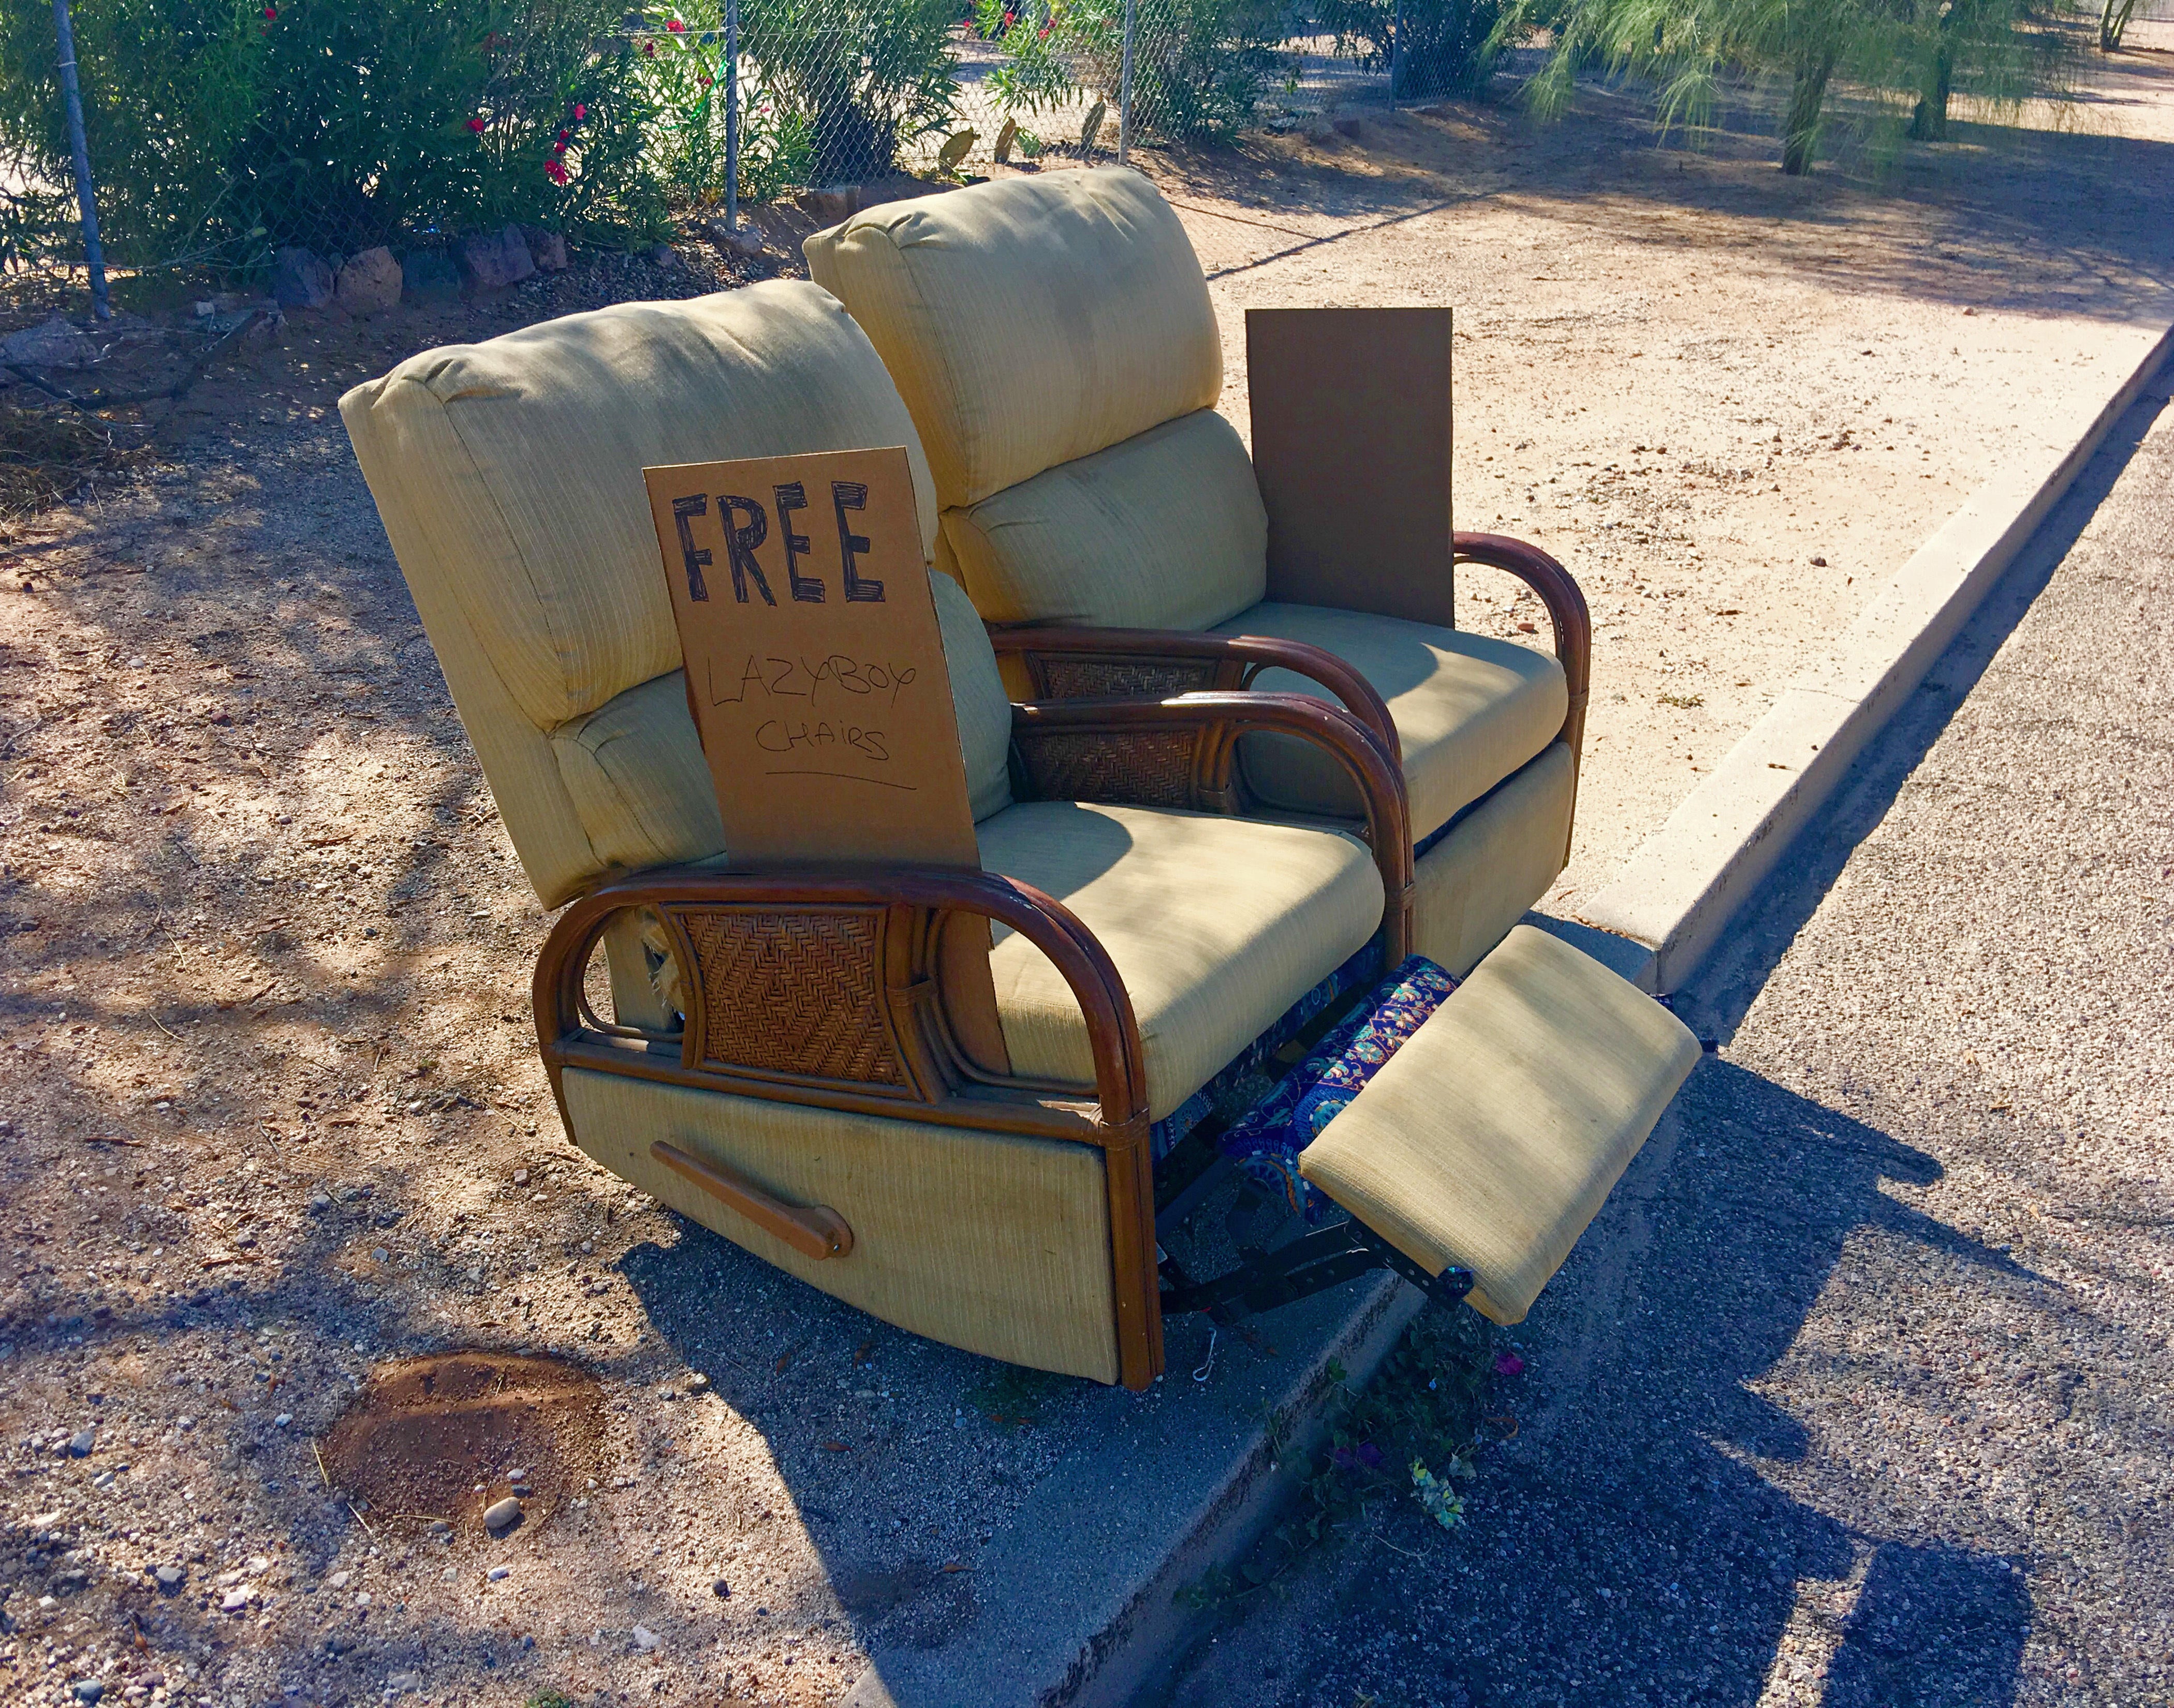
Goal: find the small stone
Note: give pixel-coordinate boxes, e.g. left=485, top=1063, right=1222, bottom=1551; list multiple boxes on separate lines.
left=1, top=314, right=91, bottom=368
left=154, top=1565, right=184, bottom=1591
left=482, top=1495, right=522, bottom=1532
left=631, top=1624, right=661, bottom=1652
left=72, top=1682, right=104, bottom=1705
left=517, top=226, right=568, bottom=271
left=386, top=1671, right=422, bottom=1694
left=354, top=1591, right=371, bottom=1607
left=274, top=1413, right=292, bottom=1428
left=326, top=1570, right=349, bottom=1589
left=270, top=247, right=334, bottom=310
left=795, top=185, right=861, bottom=223
left=507, top=1467, right=528, bottom=1480
left=457, top=225, right=535, bottom=293
left=486, top=1565, right=510, bottom=1581
left=1333, top=115, right=1364, bottom=138
left=512, top=1170, right=529, bottom=1187
left=308, top=1194, right=331, bottom=1214
left=402, top=249, right=461, bottom=304
left=333, top=245, right=402, bottom=315
left=248, top=1554, right=272, bottom=1572
left=221, top=1587, right=253, bottom=1612
left=710, top=222, right=766, bottom=258
left=68, top=1427, right=95, bottom=1456
left=371, top=1247, right=389, bottom=1264
left=711, top=1578, right=730, bottom=1598
left=687, top=1372, right=710, bottom=1391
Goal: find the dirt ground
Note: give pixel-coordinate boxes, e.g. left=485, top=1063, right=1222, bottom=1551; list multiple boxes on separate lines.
left=1, top=32, right=2171, bottom=1708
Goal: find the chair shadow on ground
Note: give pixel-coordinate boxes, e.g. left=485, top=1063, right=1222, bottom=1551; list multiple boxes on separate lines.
left=1427, top=1053, right=2039, bottom=1708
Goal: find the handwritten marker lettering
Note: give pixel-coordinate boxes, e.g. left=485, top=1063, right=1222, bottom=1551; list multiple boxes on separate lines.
left=718, top=494, right=775, bottom=605
left=832, top=481, right=883, bottom=602
left=670, top=494, right=712, bottom=601
left=773, top=480, right=825, bottom=603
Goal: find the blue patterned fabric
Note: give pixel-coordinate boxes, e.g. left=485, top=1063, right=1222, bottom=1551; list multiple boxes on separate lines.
left=1148, top=941, right=1383, bottom=1163
left=1218, top=956, right=1460, bottom=1219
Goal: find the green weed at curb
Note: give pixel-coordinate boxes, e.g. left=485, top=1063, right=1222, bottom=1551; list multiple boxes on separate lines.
left=1175, top=1306, right=1503, bottom=1608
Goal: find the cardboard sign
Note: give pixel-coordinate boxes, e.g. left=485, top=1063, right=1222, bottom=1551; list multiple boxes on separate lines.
left=644, top=447, right=981, bottom=871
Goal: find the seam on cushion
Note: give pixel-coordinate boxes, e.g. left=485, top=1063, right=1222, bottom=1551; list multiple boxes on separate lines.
left=390, top=370, right=582, bottom=731
left=348, top=377, right=608, bottom=897
left=861, top=218, right=976, bottom=502
left=568, top=723, right=683, bottom=870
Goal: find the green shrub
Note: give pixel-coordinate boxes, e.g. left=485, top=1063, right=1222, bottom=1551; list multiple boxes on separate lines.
left=1127, top=0, right=1286, bottom=142
left=0, top=0, right=670, bottom=269
left=1317, top=0, right=1505, bottom=98
left=738, top=0, right=961, bottom=182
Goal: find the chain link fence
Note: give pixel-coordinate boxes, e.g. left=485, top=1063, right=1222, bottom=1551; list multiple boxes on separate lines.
left=0, top=0, right=1503, bottom=296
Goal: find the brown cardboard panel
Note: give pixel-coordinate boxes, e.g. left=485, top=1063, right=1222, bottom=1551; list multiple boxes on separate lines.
left=645, top=446, right=982, bottom=872
left=646, top=446, right=1009, bottom=1078
left=1246, top=307, right=1456, bottom=628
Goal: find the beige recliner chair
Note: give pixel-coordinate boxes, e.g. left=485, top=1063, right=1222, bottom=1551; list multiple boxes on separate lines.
left=806, top=167, right=1589, bottom=979
left=341, top=279, right=1699, bottom=1391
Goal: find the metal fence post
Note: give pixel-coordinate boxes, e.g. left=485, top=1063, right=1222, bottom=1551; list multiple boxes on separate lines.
left=49, top=0, right=109, bottom=320
left=1388, top=0, right=1405, bottom=102
left=1118, top=0, right=1135, bottom=164
left=724, top=0, right=740, bottom=232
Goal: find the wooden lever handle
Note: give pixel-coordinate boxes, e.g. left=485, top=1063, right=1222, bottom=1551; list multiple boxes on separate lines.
left=649, top=1141, right=854, bottom=1261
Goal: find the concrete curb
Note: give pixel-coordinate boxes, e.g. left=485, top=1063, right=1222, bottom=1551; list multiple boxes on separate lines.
left=1578, top=319, right=2174, bottom=993
left=846, top=1277, right=1420, bottom=1708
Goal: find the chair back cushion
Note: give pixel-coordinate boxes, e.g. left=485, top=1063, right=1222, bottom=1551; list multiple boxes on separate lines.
left=804, top=167, right=1222, bottom=511
left=341, top=283, right=1011, bottom=906
left=943, top=408, right=1265, bottom=629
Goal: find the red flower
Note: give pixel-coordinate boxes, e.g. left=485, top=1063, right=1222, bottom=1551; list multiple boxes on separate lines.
left=466, top=116, right=485, bottom=133
left=698, top=72, right=712, bottom=86
left=557, top=128, right=569, bottom=141
left=546, top=159, right=569, bottom=184
left=553, top=140, right=566, bottom=154
left=1038, top=21, right=1050, bottom=35
left=572, top=102, right=587, bottom=120
left=643, top=39, right=655, bottom=54
left=261, top=4, right=275, bottom=16
left=665, top=16, right=685, bottom=29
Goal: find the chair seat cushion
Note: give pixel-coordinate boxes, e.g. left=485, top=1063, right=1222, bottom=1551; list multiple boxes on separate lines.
left=1212, top=601, right=1568, bottom=837
left=1299, top=924, right=1700, bottom=1324
left=976, top=802, right=1384, bottom=1122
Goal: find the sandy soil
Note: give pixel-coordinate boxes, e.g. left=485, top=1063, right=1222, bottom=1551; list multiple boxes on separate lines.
left=1136, top=26, right=2174, bottom=905
left=1, top=33, right=2171, bottom=1708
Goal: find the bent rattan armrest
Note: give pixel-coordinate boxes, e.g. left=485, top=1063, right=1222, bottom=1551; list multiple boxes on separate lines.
left=534, top=863, right=1164, bottom=1386
left=1010, top=689, right=1415, bottom=963
left=989, top=624, right=1402, bottom=767
left=1452, top=531, right=1592, bottom=765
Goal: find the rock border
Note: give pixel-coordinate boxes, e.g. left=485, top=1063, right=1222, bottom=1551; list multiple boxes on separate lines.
left=1578, top=319, right=2174, bottom=993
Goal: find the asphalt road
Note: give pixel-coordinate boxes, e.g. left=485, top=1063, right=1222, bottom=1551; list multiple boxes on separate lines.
left=1137, top=366, right=2174, bottom=1708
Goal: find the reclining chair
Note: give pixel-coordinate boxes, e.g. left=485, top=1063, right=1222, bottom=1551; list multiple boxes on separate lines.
left=341, top=280, right=1698, bottom=1390
left=805, top=167, right=1585, bottom=980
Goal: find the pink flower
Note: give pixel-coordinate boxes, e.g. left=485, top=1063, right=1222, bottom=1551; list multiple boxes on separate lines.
left=1493, top=1351, right=1525, bottom=1376
left=557, top=128, right=569, bottom=141
left=552, top=139, right=566, bottom=154
left=467, top=116, right=485, bottom=133
left=572, top=102, right=587, bottom=120
left=261, top=3, right=275, bottom=16
left=546, top=159, right=569, bottom=184
left=666, top=16, right=685, bottom=29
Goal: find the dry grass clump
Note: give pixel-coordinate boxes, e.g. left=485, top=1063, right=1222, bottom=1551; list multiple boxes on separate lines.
left=0, top=399, right=142, bottom=523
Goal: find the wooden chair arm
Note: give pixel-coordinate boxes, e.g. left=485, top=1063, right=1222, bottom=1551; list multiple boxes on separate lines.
left=988, top=624, right=1402, bottom=768
left=1452, top=532, right=1592, bottom=761
left=1011, top=690, right=1414, bottom=964
left=534, top=864, right=1163, bottom=1389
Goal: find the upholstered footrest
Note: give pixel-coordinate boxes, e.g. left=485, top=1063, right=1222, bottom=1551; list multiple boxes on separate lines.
left=1298, top=924, right=1701, bottom=1324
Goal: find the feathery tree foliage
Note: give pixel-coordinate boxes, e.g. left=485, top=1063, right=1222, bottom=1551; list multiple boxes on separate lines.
left=1499, top=0, right=2086, bottom=174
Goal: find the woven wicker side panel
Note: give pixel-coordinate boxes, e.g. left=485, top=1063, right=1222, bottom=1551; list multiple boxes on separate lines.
left=680, top=909, right=904, bottom=1086
left=1036, top=657, right=1218, bottom=699
left=1018, top=730, right=1198, bottom=809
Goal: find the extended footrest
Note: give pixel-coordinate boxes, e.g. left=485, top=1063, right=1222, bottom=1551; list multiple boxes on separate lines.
left=1299, top=925, right=1700, bottom=1323
left=1159, top=924, right=1700, bottom=1327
